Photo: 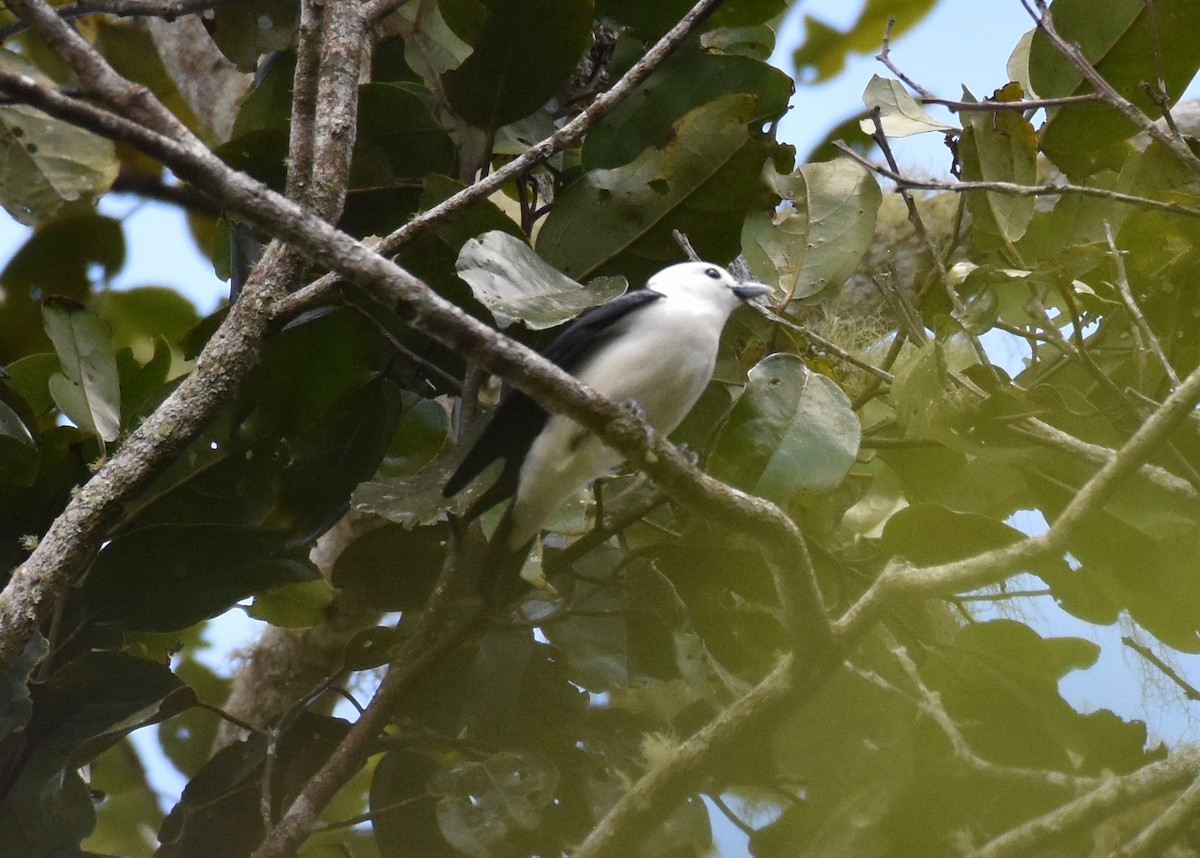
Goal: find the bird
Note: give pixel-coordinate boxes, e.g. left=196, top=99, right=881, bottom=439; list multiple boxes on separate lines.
left=442, top=261, right=771, bottom=602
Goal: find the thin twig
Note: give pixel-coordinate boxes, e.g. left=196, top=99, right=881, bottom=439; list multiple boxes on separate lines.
left=1105, top=222, right=1181, bottom=387
left=834, top=143, right=1200, bottom=222
left=923, top=94, right=1102, bottom=112
left=865, top=109, right=999, bottom=381
left=876, top=17, right=934, bottom=100
left=1014, top=417, right=1199, bottom=502
left=252, top=564, right=487, bottom=858
left=756, top=306, right=895, bottom=384
left=836, top=357, right=1200, bottom=643
left=1120, top=636, right=1200, bottom=703
left=891, top=642, right=1096, bottom=790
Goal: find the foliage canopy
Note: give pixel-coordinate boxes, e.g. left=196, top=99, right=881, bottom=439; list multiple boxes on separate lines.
left=1, top=0, right=1200, bottom=856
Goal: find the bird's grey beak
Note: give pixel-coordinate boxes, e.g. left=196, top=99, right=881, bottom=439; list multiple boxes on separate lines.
left=733, top=282, right=771, bottom=302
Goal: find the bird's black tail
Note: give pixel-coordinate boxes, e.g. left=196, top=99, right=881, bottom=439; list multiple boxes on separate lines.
left=468, top=506, right=535, bottom=607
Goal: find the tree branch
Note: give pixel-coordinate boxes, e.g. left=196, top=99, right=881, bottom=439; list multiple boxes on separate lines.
left=0, top=0, right=233, bottom=41
left=1021, top=0, right=1200, bottom=182
left=891, top=643, right=1097, bottom=790
left=836, top=357, right=1200, bottom=642
left=272, top=0, right=730, bottom=318
left=968, top=749, right=1200, bottom=858
left=834, top=143, right=1200, bottom=223
left=250, top=560, right=487, bottom=858
left=1115, top=771, right=1200, bottom=857
left=1105, top=221, right=1181, bottom=388
left=573, top=655, right=808, bottom=858
left=0, top=16, right=839, bottom=858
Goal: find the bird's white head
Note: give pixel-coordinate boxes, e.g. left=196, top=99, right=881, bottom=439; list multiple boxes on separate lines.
left=645, top=262, right=771, bottom=316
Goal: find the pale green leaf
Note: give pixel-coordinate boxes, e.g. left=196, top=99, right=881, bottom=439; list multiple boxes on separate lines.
left=0, top=398, right=33, bottom=447
left=958, top=85, right=1037, bottom=243
left=42, top=299, right=121, bottom=442
left=860, top=75, right=953, bottom=137
left=456, top=230, right=627, bottom=329
left=247, top=579, right=333, bottom=629
left=708, top=354, right=860, bottom=501
left=0, top=50, right=118, bottom=225
left=431, top=751, right=558, bottom=856
left=742, top=158, right=882, bottom=302
left=1030, top=0, right=1200, bottom=172
left=393, top=0, right=473, bottom=85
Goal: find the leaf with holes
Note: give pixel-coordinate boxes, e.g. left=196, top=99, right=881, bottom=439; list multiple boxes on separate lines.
left=0, top=49, right=118, bottom=224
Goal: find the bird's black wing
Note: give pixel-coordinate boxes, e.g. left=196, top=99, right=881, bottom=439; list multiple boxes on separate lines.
left=540, top=288, right=664, bottom=371
left=442, top=289, right=664, bottom=516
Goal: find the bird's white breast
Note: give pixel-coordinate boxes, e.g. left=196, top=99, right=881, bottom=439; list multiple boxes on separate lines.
left=505, top=294, right=727, bottom=547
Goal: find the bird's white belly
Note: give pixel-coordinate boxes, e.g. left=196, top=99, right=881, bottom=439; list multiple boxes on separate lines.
left=506, top=307, right=722, bottom=548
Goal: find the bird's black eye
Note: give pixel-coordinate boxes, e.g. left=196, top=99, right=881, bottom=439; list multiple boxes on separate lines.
left=704, top=267, right=721, bottom=279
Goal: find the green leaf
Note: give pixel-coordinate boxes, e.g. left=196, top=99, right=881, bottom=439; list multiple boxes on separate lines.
left=891, top=340, right=957, bottom=442
left=159, top=712, right=349, bottom=857
left=0, top=50, right=119, bottom=224
left=708, top=354, right=860, bottom=502
left=583, top=52, right=792, bottom=171
left=229, top=50, right=295, bottom=138
left=1030, top=0, right=1200, bottom=174
left=371, top=749, right=448, bottom=857
left=430, top=751, right=559, bottom=853
left=29, top=651, right=193, bottom=766
left=597, top=0, right=785, bottom=40
left=792, top=0, right=938, bottom=83
left=331, top=522, right=447, bottom=610
left=247, top=578, right=333, bottom=628
left=351, top=466, right=454, bottom=528
left=80, top=737, right=163, bottom=857
left=116, top=337, right=174, bottom=425
left=82, top=524, right=319, bottom=631
left=442, top=0, right=593, bottom=129
left=742, top=157, right=882, bottom=302
left=92, top=285, right=199, bottom=355
left=538, top=94, right=763, bottom=280
left=205, top=0, right=298, bottom=71
left=0, top=212, right=125, bottom=363
left=0, top=397, right=32, bottom=447
left=42, top=298, right=121, bottom=442
left=353, top=83, right=457, bottom=186
left=390, top=0, right=473, bottom=87
left=880, top=503, right=1025, bottom=566
left=4, top=353, right=59, bottom=417
left=156, top=656, right=230, bottom=779
left=271, top=374, right=403, bottom=542
left=958, top=84, right=1037, bottom=244
left=860, top=75, right=953, bottom=137
left=456, top=230, right=627, bottom=329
